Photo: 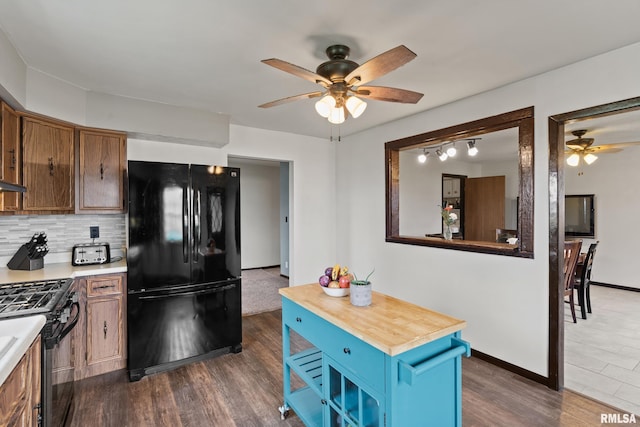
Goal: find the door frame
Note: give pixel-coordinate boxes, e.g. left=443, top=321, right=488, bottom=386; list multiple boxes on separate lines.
left=547, top=96, right=640, bottom=390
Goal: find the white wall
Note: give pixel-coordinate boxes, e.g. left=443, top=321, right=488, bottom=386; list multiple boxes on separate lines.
left=336, top=41, right=640, bottom=377
left=565, top=145, right=640, bottom=289
left=227, top=159, right=281, bottom=269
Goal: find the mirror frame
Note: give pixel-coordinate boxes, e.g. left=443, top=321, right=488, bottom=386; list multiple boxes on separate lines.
left=385, top=106, right=534, bottom=257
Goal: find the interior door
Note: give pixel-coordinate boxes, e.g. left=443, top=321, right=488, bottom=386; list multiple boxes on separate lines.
left=464, top=176, right=505, bottom=242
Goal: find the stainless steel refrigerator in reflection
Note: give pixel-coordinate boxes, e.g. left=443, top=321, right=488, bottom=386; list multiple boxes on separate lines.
left=127, top=161, right=241, bottom=381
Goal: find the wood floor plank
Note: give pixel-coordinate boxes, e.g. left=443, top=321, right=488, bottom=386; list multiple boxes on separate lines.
left=69, top=309, right=632, bottom=427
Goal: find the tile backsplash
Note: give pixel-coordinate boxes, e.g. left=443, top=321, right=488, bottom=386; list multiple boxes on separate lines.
left=0, top=214, right=126, bottom=264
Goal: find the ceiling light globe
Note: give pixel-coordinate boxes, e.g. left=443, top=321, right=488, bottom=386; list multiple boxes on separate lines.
left=346, top=96, right=367, bottom=118
left=315, top=95, right=335, bottom=118
left=446, top=146, right=457, bottom=157
left=436, top=149, right=448, bottom=161
left=566, top=153, right=580, bottom=167
left=468, top=146, right=479, bottom=156
left=418, top=153, right=427, bottom=163
left=328, top=106, right=345, bottom=124
left=583, top=153, right=598, bottom=165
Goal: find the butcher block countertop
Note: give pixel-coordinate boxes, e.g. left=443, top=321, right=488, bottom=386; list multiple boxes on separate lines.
left=279, top=283, right=466, bottom=356
left=0, top=259, right=127, bottom=285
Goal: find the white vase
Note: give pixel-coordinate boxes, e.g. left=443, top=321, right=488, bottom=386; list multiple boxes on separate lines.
left=350, top=283, right=372, bottom=306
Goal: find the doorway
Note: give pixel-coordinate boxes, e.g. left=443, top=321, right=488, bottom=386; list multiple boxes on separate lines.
left=548, top=96, right=640, bottom=395
left=227, top=156, right=292, bottom=314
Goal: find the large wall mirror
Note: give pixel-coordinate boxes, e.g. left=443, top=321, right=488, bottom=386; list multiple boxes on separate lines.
left=385, top=107, right=534, bottom=257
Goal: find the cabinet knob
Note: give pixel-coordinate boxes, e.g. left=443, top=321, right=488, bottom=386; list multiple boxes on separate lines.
left=48, top=157, right=54, bottom=176
left=100, top=162, right=104, bottom=180
left=320, top=399, right=327, bottom=405
left=295, top=317, right=302, bottom=323
left=343, top=347, right=351, bottom=355
left=103, top=320, right=108, bottom=339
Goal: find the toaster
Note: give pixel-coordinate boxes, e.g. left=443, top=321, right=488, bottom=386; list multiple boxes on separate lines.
left=72, top=243, right=111, bottom=266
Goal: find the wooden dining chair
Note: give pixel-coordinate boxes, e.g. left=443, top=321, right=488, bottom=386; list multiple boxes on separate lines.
left=563, top=240, right=582, bottom=323
left=575, top=241, right=599, bottom=319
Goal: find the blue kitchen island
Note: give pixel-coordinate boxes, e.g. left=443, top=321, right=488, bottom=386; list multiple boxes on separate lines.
left=279, top=283, right=469, bottom=427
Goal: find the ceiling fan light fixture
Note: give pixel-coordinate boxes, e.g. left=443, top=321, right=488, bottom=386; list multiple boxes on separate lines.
left=584, top=153, right=598, bottom=165
left=315, top=95, right=335, bottom=118
left=436, top=148, right=448, bottom=161
left=345, top=96, right=367, bottom=118
left=567, top=153, right=580, bottom=167
left=467, top=140, right=479, bottom=156
left=328, top=105, right=345, bottom=124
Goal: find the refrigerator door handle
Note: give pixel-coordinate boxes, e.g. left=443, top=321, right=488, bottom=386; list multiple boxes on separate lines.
left=182, top=184, right=189, bottom=264
left=194, top=189, right=201, bottom=262
left=138, top=283, right=237, bottom=300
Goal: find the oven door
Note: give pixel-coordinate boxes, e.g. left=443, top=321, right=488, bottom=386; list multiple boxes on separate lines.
left=43, top=301, right=80, bottom=427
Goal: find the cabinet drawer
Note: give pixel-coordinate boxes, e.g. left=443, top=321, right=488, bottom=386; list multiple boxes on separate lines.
left=321, top=325, right=385, bottom=393
left=87, top=276, right=122, bottom=296
left=282, top=298, right=325, bottom=348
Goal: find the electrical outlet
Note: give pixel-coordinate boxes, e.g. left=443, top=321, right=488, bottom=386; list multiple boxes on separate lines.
left=90, top=226, right=100, bottom=239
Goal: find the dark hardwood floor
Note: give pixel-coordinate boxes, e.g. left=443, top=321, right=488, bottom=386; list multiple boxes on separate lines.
left=69, top=310, right=628, bottom=427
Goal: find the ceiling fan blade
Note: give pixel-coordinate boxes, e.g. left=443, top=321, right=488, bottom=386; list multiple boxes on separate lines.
left=594, top=141, right=640, bottom=149
left=261, top=58, right=332, bottom=87
left=258, top=91, right=324, bottom=108
left=355, top=86, right=423, bottom=104
left=345, top=45, right=417, bottom=86
left=589, top=146, right=623, bottom=153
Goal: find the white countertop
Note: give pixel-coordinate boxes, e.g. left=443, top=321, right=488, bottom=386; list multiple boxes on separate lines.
left=0, top=315, right=46, bottom=386
left=0, top=259, right=127, bottom=285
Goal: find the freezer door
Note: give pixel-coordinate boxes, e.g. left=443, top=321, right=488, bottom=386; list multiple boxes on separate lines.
left=127, top=279, right=242, bottom=379
left=190, top=165, right=241, bottom=284
left=128, top=161, right=191, bottom=292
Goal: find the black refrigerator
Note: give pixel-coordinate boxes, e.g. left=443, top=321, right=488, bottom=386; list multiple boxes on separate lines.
left=127, top=160, right=242, bottom=381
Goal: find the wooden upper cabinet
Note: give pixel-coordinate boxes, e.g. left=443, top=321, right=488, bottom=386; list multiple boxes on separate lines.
left=77, top=128, right=126, bottom=213
left=1, top=102, right=21, bottom=211
left=22, top=115, right=74, bottom=212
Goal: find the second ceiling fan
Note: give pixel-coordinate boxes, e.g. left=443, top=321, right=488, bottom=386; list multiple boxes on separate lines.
left=565, top=129, right=640, bottom=166
left=259, top=44, right=423, bottom=124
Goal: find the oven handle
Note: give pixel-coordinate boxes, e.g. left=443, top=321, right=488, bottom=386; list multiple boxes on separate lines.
left=45, top=302, right=80, bottom=347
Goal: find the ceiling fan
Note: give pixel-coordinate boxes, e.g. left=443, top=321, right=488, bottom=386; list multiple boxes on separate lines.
left=258, top=44, right=424, bottom=124
left=565, top=129, right=640, bottom=166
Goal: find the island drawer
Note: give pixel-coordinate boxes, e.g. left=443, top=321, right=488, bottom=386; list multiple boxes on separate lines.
left=282, top=298, right=325, bottom=348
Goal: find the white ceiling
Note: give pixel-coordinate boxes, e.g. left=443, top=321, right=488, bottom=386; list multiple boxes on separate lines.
left=1, top=1, right=640, bottom=140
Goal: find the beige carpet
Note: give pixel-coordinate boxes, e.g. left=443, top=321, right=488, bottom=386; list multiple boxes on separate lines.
left=241, top=266, right=289, bottom=316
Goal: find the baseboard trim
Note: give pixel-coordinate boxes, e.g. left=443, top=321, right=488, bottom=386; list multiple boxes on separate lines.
left=591, top=281, right=640, bottom=293
left=471, top=349, right=549, bottom=387
left=242, top=265, right=281, bottom=271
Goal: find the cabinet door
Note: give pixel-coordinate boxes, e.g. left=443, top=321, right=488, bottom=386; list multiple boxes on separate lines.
left=325, top=360, right=383, bottom=427
left=1, top=102, right=21, bottom=211
left=86, top=296, right=124, bottom=366
left=22, top=116, right=74, bottom=211
left=27, top=336, right=41, bottom=427
left=78, top=129, right=126, bottom=212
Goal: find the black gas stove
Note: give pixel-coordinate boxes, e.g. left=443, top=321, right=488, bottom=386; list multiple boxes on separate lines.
left=0, top=278, right=72, bottom=319
left=0, top=277, right=78, bottom=427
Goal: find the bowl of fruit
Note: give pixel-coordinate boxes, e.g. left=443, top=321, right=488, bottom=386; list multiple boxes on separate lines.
left=319, top=264, right=351, bottom=297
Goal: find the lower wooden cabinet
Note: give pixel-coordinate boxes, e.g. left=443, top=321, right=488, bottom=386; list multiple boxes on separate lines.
left=74, top=273, right=126, bottom=380
left=0, top=335, right=41, bottom=427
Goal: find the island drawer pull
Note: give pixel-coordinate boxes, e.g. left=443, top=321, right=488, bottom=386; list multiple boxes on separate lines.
left=397, top=337, right=470, bottom=386
left=343, top=347, right=351, bottom=355
left=296, top=317, right=302, bottom=323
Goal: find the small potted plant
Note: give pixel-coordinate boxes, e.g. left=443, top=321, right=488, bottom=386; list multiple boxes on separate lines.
left=350, top=269, right=374, bottom=306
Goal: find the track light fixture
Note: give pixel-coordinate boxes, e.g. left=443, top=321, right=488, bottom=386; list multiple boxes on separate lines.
left=418, top=138, right=481, bottom=165
left=417, top=149, right=429, bottom=163
left=467, top=139, right=479, bottom=156
left=446, top=143, right=457, bottom=157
